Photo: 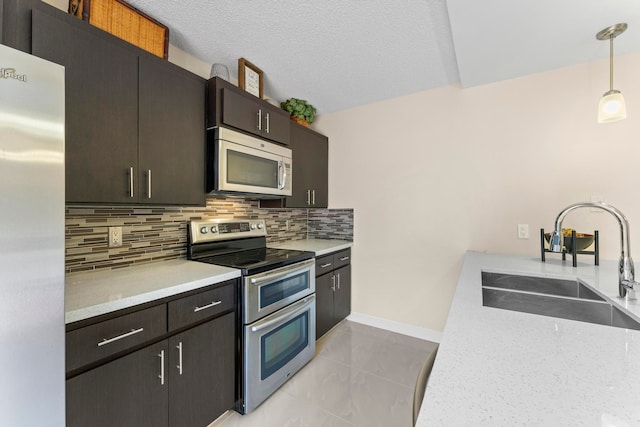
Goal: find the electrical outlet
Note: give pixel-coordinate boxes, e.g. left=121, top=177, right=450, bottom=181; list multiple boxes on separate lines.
left=517, top=224, right=529, bottom=239
left=109, top=226, right=122, bottom=247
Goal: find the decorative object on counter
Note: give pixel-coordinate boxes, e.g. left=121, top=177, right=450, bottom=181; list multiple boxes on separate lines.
left=596, top=23, right=627, bottom=123
left=281, top=98, right=317, bottom=127
left=238, top=57, right=264, bottom=98
left=210, top=63, right=230, bottom=80
left=68, top=0, right=169, bottom=59
left=540, top=228, right=599, bottom=267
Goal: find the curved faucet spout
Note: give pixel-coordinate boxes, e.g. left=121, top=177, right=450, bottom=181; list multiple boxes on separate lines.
left=550, top=201, right=635, bottom=300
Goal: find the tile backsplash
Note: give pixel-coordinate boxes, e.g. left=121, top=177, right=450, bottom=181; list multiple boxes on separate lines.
left=66, top=196, right=353, bottom=273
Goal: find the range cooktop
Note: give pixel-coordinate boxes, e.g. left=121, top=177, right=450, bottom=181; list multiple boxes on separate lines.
left=188, top=219, right=314, bottom=275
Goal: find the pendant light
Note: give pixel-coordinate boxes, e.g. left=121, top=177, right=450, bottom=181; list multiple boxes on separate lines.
left=596, top=23, right=627, bottom=123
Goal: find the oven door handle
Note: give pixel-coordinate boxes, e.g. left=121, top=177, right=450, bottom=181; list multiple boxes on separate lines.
left=250, top=259, right=315, bottom=285
left=250, top=294, right=315, bottom=333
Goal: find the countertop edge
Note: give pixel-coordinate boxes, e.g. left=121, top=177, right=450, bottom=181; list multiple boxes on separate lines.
left=269, top=238, right=353, bottom=256
left=65, top=260, right=241, bottom=324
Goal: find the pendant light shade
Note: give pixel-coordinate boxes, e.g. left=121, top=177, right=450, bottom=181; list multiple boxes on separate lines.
left=598, top=90, right=626, bottom=123
left=596, top=23, right=627, bottom=124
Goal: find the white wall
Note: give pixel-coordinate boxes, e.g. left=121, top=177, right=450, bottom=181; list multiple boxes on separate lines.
left=314, top=53, right=640, bottom=332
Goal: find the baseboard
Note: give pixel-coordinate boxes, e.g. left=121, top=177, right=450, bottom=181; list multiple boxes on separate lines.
left=346, top=312, right=442, bottom=343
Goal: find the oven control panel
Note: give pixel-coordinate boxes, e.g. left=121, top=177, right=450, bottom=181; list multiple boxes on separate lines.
left=190, top=219, right=266, bottom=243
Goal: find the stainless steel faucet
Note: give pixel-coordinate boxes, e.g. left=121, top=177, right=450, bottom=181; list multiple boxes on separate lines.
left=548, top=201, right=636, bottom=300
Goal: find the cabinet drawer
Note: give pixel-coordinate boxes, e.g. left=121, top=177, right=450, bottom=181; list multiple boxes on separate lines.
left=315, top=254, right=335, bottom=276
left=168, top=282, right=235, bottom=332
left=66, top=304, right=167, bottom=373
left=333, top=249, right=351, bottom=269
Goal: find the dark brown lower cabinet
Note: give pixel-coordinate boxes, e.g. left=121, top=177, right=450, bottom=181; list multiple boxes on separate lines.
left=315, top=250, right=352, bottom=339
left=67, top=340, right=169, bottom=427
left=168, top=313, right=235, bottom=427
left=66, top=281, right=237, bottom=427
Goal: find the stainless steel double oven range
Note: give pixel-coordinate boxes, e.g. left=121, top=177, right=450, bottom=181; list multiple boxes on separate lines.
left=188, top=218, right=316, bottom=414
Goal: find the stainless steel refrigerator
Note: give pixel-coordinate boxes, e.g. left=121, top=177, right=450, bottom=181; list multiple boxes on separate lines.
left=0, top=43, right=65, bottom=425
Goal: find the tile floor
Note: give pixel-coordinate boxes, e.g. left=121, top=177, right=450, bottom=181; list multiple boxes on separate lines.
left=213, top=320, right=438, bottom=427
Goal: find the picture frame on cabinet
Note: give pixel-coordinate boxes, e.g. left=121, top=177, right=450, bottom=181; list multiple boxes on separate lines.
left=238, top=58, right=264, bottom=99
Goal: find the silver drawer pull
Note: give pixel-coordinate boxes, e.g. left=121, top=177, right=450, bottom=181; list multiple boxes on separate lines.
left=339, top=256, right=350, bottom=261
left=194, top=300, right=222, bottom=313
left=320, top=263, right=333, bottom=268
left=158, top=350, right=165, bottom=385
left=97, top=327, right=144, bottom=347
left=176, top=342, right=183, bottom=375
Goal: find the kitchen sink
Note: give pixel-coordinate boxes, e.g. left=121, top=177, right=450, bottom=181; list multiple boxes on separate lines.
left=481, top=272, right=640, bottom=330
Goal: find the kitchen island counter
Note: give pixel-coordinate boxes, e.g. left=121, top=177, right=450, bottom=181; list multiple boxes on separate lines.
left=65, top=259, right=240, bottom=324
left=417, top=251, right=640, bottom=426
left=269, top=238, right=352, bottom=256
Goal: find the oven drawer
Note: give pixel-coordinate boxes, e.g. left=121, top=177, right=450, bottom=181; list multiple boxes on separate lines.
left=66, top=304, right=167, bottom=372
left=168, top=281, right=236, bottom=332
left=244, top=258, right=315, bottom=324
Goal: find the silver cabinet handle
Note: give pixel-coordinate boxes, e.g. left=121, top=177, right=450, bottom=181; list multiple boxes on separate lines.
left=146, top=169, right=152, bottom=199
left=257, top=109, right=262, bottom=131
left=312, top=190, right=315, bottom=205
left=128, top=166, right=134, bottom=198
left=265, top=113, right=270, bottom=133
left=320, top=263, right=333, bottom=268
left=193, top=300, right=222, bottom=312
left=158, top=350, right=165, bottom=385
left=97, top=327, right=144, bottom=347
left=337, top=272, right=340, bottom=290
left=339, top=256, right=350, bottom=262
left=307, top=189, right=311, bottom=205
left=176, top=342, right=183, bottom=376
left=331, top=275, right=336, bottom=292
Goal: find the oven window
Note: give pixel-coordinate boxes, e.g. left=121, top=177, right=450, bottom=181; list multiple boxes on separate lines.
left=260, top=271, right=310, bottom=309
left=261, top=312, right=309, bottom=380
left=227, top=149, right=277, bottom=188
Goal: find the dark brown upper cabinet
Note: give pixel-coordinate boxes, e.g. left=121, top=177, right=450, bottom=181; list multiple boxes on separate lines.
left=261, top=123, right=328, bottom=208
left=207, top=77, right=290, bottom=146
left=30, top=3, right=205, bottom=206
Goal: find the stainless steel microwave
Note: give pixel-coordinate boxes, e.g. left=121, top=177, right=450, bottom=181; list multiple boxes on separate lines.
left=208, top=127, right=292, bottom=197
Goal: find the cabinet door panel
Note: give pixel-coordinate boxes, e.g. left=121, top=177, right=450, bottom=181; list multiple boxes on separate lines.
left=315, top=273, right=335, bottom=339
left=334, top=265, right=351, bottom=323
left=288, top=123, right=315, bottom=207
left=32, top=9, right=138, bottom=204
left=66, top=341, right=168, bottom=427
left=262, top=107, right=291, bottom=145
left=221, top=88, right=261, bottom=137
left=168, top=312, right=235, bottom=427
left=139, top=56, right=205, bottom=206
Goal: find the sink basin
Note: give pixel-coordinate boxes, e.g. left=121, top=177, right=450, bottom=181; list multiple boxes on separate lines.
left=481, top=272, right=640, bottom=330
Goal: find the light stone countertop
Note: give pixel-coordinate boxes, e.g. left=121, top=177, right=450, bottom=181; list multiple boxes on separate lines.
left=417, top=251, right=640, bottom=426
left=269, top=238, right=352, bottom=256
left=65, top=259, right=240, bottom=324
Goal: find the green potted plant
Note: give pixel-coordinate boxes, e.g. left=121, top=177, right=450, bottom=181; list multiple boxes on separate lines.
left=281, top=98, right=316, bottom=127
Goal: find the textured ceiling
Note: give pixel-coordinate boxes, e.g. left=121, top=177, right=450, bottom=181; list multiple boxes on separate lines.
left=126, top=0, right=640, bottom=115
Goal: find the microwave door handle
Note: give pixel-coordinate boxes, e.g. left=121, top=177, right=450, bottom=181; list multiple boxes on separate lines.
left=278, top=161, right=286, bottom=190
